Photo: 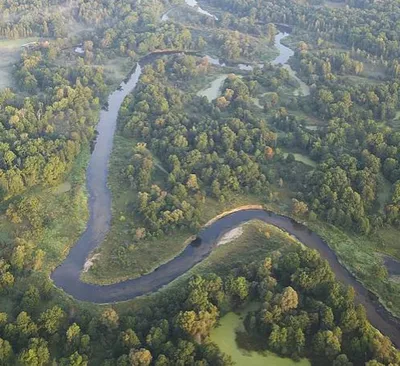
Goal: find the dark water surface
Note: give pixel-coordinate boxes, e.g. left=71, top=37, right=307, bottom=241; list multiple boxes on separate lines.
left=51, top=41, right=400, bottom=348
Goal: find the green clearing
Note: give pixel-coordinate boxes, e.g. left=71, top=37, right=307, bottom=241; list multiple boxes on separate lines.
left=324, top=0, right=346, bottom=8
left=286, top=107, right=327, bottom=129
left=38, top=149, right=90, bottom=269
left=391, top=111, right=400, bottom=130
left=101, top=57, right=133, bottom=87
left=340, top=74, right=382, bottom=86
left=0, top=37, right=39, bottom=89
left=377, top=174, right=392, bottom=210
left=361, top=61, right=386, bottom=79
left=211, top=303, right=310, bottom=366
left=281, top=151, right=317, bottom=168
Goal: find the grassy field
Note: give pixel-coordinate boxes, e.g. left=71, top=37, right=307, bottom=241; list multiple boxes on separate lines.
left=37, top=149, right=90, bottom=270
left=324, top=0, right=346, bottom=8
left=101, top=57, right=134, bottom=88
left=377, top=174, right=393, bottom=211
left=288, top=109, right=325, bottom=129
left=281, top=148, right=317, bottom=168
left=0, top=37, right=39, bottom=89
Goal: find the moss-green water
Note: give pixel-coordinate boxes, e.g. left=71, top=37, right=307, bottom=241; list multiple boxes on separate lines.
left=210, top=305, right=310, bottom=366
left=197, top=74, right=228, bottom=101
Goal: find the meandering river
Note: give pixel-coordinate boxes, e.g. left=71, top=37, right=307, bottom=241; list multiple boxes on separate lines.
left=50, top=12, right=400, bottom=348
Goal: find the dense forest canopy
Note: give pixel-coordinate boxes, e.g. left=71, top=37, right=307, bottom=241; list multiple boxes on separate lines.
left=0, top=0, right=400, bottom=364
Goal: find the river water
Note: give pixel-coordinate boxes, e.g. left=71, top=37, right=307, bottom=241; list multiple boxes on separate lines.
left=50, top=13, right=400, bottom=348
left=196, top=32, right=310, bottom=101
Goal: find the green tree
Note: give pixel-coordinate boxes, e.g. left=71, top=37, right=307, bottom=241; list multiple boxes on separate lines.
left=39, top=306, right=65, bottom=335
left=0, top=338, right=13, bottom=365
left=129, top=348, right=152, bottom=366
left=278, top=287, right=298, bottom=312
left=312, top=330, right=341, bottom=360
left=100, top=308, right=119, bottom=331
left=21, top=286, right=40, bottom=313
left=118, top=329, right=141, bottom=353
left=333, top=354, right=353, bottom=366
left=18, top=338, right=49, bottom=366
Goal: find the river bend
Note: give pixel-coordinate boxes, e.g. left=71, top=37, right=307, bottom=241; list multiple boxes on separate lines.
left=50, top=25, right=400, bottom=347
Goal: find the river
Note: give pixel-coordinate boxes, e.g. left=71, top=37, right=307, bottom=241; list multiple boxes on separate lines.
left=50, top=14, right=400, bottom=348
left=271, top=32, right=310, bottom=96
left=196, top=31, right=310, bottom=101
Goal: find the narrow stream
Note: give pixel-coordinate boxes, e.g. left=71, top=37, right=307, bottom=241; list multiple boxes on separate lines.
left=271, top=32, right=310, bottom=96
left=184, top=0, right=218, bottom=20
left=51, top=17, right=400, bottom=348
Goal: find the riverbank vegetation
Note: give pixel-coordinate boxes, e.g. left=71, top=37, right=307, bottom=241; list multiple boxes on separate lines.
left=86, top=0, right=400, bottom=320
left=1, top=0, right=400, bottom=363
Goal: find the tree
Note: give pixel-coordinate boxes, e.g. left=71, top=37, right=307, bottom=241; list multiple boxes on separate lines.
left=313, top=330, right=341, bottom=360
left=0, top=271, right=14, bottom=293
left=321, top=307, right=335, bottom=330
left=333, top=354, right=353, bottom=366
left=39, top=306, right=65, bottom=335
left=154, top=354, right=169, bottom=366
left=186, top=174, right=199, bottom=191
left=118, top=329, right=141, bottom=353
left=146, top=326, right=167, bottom=352
left=365, top=361, right=385, bottom=366
left=268, top=325, right=288, bottom=354
left=292, top=199, right=309, bottom=216
left=21, top=286, right=40, bottom=313
left=60, top=352, right=88, bottom=366
left=18, top=338, right=49, bottom=366
left=264, top=146, right=274, bottom=160
left=33, top=250, right=45, bottom=271
left=339, top=307, right=359, bottom=333
left=278, top=287, right=298, bottom=312
left=225, top=276, right=249, bottom=302
left=66, top=323, right=81, bottom=347
left=392, top=180, right=400, bottom=204
left=10, top=245, right=26, bottom=271
left=292, top=328, right=305, bottom=355
left=0, top=338, right=13, bottom=365
left=129, top=348, right=152, bottom=366
left=100, top=308, right=119, bottom=331
left=175, top=308, right=218, bottom=343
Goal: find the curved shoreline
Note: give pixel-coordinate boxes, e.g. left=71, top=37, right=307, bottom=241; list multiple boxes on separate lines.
left=50, top=35, right=400, bottom=348
left=52, top=207, right=400, bottom=347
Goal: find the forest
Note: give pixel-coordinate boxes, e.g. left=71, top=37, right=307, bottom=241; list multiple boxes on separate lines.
left=0, top=0, right=400, bottom=364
